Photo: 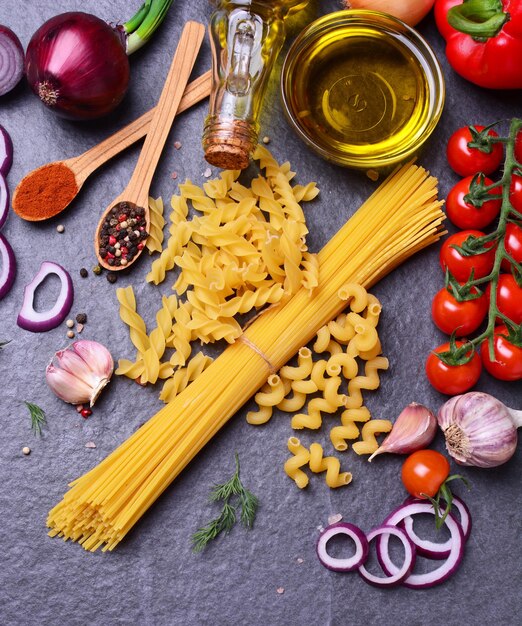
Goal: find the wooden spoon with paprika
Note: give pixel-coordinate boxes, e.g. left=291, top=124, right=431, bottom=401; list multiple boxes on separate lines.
left=94, top=21, right=205, bottom=271
left=12, top=69, right=211, bottom=222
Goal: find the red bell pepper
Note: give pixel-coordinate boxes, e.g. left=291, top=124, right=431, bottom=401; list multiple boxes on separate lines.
left=435, top=0, right=522, bottom=89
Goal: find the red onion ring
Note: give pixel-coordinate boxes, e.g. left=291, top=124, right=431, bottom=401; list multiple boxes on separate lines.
left=0, top=25, right=24, bottom=96
left=316, top=522, right=369, bottom=572
left=0, top=232, right=16, bottom=299
left=358, top=525, right=416, bottom=588
left=0, top=124, right=13, bottom=176
left=378, top=502, right=465, bottom=589
left=0, top=173, right=9, bottom=230
left=401, top=495, right=472, bottom=558
left=17, top=261, right=73, bottom=331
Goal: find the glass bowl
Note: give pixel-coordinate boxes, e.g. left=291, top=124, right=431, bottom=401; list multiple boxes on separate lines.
left=281, top=10, right=445, bottom=170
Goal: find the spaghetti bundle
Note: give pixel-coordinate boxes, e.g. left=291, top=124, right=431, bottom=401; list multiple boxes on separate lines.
left=47, top=163, right=445, bottom=551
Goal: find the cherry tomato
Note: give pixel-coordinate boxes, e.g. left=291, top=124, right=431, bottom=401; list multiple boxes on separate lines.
left=446, top=126, right=503, bottom=177
left=501, top=221, right=522, bottom=272
left=431, top=286, right=488, bottom=336
left=401, top=450, right=451, bottom=499
left=446, top=176, right=501, bottom=229
left=481, top=326, right=522, bottom=381
left=439, top=230, right=496, bottom=282
left=426, top=341, right=482, bottom=394
left=486, top=274, right=522, bottom=325
left=509, top=174, right=522, bottom=215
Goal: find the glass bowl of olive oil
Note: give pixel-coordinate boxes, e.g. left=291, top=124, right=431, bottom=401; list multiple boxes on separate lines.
left=281, top=10, right=445, bottom=170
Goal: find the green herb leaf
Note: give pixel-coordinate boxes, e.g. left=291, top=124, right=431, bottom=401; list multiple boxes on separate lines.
left=192, top=453, right=258, bottom=552
left=25, top=401, right=47, bottom=437
left=0, top=339, right=11, bottom=349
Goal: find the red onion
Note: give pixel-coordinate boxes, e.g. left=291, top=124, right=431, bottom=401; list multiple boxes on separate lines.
left=0, top=173, right=8, bottom=230
left=358, top=525, right=416, bottom=588
left=316, top=522, right=369, bottom=572
left=0, top=25, right=24, bottom=96
left=25, top=12, right=130, bottom=120
left=0, top=124, right=13, bottom=176
left=378, top=501, right=465, bottom=589
left=0, top=232, right=16, bottom=299
left=17, top=261, right=73, bottom=331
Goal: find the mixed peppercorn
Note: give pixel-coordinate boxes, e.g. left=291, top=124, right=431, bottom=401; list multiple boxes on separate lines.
left=98, top=202, right=148, bottom=267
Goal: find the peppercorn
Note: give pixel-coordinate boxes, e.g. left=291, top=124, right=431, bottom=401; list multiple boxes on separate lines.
left=67, top=330, right=75, bottom=339
left=81, top=408, right=92, bottom=419
left=22, top=446, right=31, bottom=455
left=56, top=224, right=65, bottom=233
left=79, top=268, right=88, bottom=278
left=76, top=313, right=87, bottom=324
left=92, top=265, right=102, bottom=275
left=107, top=272, right=118, bottom=284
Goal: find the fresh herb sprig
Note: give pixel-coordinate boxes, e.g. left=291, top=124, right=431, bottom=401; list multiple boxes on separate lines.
left=25, top=401, right=47, bottom=437
left=438, top=118, right=522, bottom=367
left=0, top=339, right=11, bottom=349
left=192, top=453, right=258, bottom=552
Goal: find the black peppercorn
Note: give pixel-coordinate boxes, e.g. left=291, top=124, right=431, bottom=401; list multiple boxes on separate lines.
left=107, top=272, right=118, bottom=284
left=79, top=268, right=88, bottom=278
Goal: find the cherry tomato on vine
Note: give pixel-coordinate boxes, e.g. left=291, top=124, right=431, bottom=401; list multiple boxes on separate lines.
left=509, top=174, right=522, bottom=215
left=426, top=341, right=482, bottom=394
left=439, top=230, right=496, bottom=282
left=431, top=286, right=488, bottom=337
left=486, top=274, right=522, bottom=325
left=501, top=221, right=522, bottom=272
left=446, top=126, right=503, bottom=177
left=401, top=450, right=451, bottom=499
left=446, top=176, right=501, bottom=229
left=481, top=326, right=522, bottom=381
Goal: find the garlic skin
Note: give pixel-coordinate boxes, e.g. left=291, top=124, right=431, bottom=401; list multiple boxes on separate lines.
left=368, top=402, right=437, bottom=461
left=46, top=340, right=114, bottom=407
left=342, top=0, right=436, bottom=27
left=438, top=392, right=521, bottom=468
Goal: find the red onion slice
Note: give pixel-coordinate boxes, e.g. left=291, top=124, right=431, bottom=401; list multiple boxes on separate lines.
left=0, top=125, right=13, bottom=176
left=316, top=522, right=369, bottom=572
left=0, top=25, right=24, bottom=96
left=401, top=495, right=472, bottom=558
left=17, top=261, right=73, bottom=332
left=0, top=231, right=16, bottom=299
left=358, top=525, right=416, bottom=588
left=378, top=502, right=465, bottom=589
left=0, top=173, right=9, bottom=229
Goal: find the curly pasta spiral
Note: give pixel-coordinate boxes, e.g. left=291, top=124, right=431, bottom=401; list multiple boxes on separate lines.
left=146, top=196, right=165, bottom=255
left=308, top=443, right=352, bottom=488
left=284, top=437, right=310, bottom=489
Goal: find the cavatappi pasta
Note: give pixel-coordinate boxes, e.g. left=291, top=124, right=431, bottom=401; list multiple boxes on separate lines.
left=48, top=160, right=445, bottom=550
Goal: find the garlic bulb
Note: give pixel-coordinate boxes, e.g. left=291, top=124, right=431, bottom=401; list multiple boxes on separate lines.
left=368, top=403, right=437, bottom=461
left=46, top=340, right=114, bottom=407
left=438, top=392, right=522, bottom=468
left=342, top=0, right=436, bottom=27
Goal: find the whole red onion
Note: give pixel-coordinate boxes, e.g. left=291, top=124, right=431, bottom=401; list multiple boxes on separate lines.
left=25, top=12, right=130, bottom=120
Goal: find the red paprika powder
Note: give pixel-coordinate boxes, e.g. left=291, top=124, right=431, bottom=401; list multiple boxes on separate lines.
left=13, top=162, right=78, bottom=221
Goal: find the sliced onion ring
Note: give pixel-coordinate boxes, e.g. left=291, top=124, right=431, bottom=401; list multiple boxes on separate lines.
left=378, top=502, right=465, bottom=589
left=0, top=231, right=16, bottom=299
left=17, top=261, right=73, bottom=332
left=0, top=173, right=9, bottom=229
left=401, top=496, right=472, bottom=558
left=0, top=124, right=13, bottom=176
left=316, top=522, right=369, bottom=572
left=358, top=525, right=416, bottom=588
left=0, top=25, right=24, bottom=96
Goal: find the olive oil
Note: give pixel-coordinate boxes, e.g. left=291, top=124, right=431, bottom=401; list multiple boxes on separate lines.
left=281, top=11, right=444, bottom=169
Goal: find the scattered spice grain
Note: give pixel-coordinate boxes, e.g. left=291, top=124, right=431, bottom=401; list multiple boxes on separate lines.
left=262, top=136, right=270, bottom=144
left=13, top=163, right=78, bottom=220
left=66, top=319, right=74, bottom=328
left=92, top=265, right=102, bottom=276
left=81, top=408, right=92, bottom=419
left=107, top=272, right=118, bottom=284
left=276, top=587, right=285, bottom=595
left=85, top=441, right=96, bottom=449
left=79, top=268, right=88, bottom=278
left=76, top=324, right=84, bottom=334
left=66, top=330, right=75, bottom=339
left=22, top=446, right=31, bottom=455
left=76, top=313, right=87, bottom=324
left=56, top=224, right=65, bottom=233
left=203, top=167, right=212, bottom=178
left=174, top=141, right=182, bottom=150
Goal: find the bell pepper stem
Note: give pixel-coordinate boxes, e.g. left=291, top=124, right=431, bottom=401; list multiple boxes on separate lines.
left=448, top=0, right=509, bottom=40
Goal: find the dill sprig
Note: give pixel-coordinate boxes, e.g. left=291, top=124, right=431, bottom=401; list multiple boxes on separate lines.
left=192, top=453, right=258, bottom=552
left=25, top=402, right=47, bottom=437
left=0, top=339, right=11, bottom=349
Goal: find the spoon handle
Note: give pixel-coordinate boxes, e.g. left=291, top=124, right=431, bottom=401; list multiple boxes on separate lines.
left=69, top=70, right=211, bottom=185
left=125, top=21, right=206, bottom=205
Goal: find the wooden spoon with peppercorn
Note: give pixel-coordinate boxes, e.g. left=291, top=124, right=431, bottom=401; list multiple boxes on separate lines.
left=94, top=21, right=205, bottom=271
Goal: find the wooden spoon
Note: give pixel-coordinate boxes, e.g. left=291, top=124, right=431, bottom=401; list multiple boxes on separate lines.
left=95, top=21, right=205, bottom=271
left=12, top=69, right=211, bottom=222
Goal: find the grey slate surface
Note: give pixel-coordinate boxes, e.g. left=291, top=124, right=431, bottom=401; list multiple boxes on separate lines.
left=0, top=1, right=520, bottom=625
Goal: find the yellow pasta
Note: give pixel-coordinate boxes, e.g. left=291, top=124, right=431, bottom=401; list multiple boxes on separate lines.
left=284, top=437, right=310, bottom=489
left=116, top=286, right=149, bottom=355
left=146, top=196, right=166, bottom=255
left=159, top=352, right=213, bottom=404
left=328, top=313, right=356, bottom=345
left=344, top=356, right=390, bottom=409
left=337, top=282, right=370, bottom=313
left=346, top=312, right=380, bottom=353
left=352, top=419, right=393, bottom=455
left=279, top=347, right=313, bottom=381
left=308, top=443, right=352, bottom=488
left=246, top=375, right=286, bottom=425
left=291, top=377, right=344, bottom=430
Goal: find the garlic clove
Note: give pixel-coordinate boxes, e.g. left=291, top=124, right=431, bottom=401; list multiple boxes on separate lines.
left=368, top=402, right=437, bottom=461
left=46, top=363, right=95, bottom=405
left=46, top=340, right=114, bottom=407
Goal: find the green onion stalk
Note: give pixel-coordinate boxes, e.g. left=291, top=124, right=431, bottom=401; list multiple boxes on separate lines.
left=439, top=118, right=522, bottom=366
left=121, top=0, right=175, bottom=54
